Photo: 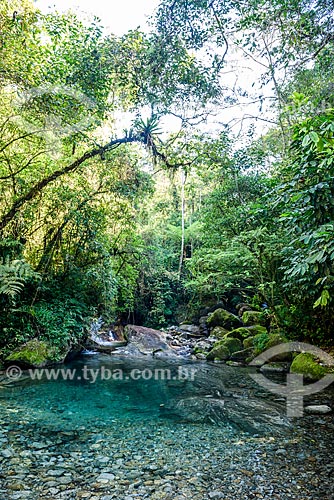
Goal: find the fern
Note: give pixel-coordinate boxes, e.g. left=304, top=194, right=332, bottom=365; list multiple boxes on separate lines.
left=0, top=257, right=38, bottom=298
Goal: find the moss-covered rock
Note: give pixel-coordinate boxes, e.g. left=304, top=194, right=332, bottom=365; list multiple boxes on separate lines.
left=243, top=336, right=256, bottom=349
left=206, top=343, right=230, bottom=361
left=207, top=337, right=242, bottom=361
left=5, top=339, right=67, bottom=368
left=223, top=337, right=242, bottom=354
left=230, top=347, right=254, bottom=362
left=242, top=311, right=266, bottom=327
left=207, top=308, right=242, bottom=330
left=290, top=353, right=333, bottom=381
left=247, top=325, right=268, bottom=336
left=209, top=326, right=229, bottom=339
left=225, top=325, right=267, bottom=341
left=244, top=332, right=290, bottom=361
left=251, top=332, right=270, bottom=352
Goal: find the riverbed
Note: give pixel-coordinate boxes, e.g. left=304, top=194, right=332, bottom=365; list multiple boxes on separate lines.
left=0, top=355, right=333, bottom=499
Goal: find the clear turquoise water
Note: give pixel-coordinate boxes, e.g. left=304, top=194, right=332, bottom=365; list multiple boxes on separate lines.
left=0, top=355, right=333, bottom=499
left=0, top=355, right=286, bottom=433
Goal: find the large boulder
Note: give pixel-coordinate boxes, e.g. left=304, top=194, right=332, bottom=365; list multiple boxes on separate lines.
left=242, top=311, right=266, bottom=327
left=115, top=325, right=185, bottom=358
left=290, top=353, right=333, bottom=381
left=179, top=324, right=201, bottom=336
left=244, top=332, right=290, bottom=361
left=207, top=337, right=242, bottom=361
left=6, top=339, right=68, bottom=368
left=209, top=326, right=229, bottom=339
left=225, top=325, right=267, bottom=341
left=207, top=309, right=242, bottom=331
left=206, top=343, right=230, bottom=361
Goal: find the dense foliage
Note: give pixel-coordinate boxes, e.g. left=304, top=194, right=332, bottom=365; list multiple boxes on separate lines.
left=0, top=0, right=333, bottom=356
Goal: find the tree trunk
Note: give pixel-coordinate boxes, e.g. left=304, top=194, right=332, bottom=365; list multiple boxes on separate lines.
left=178, top=169, right=187, bottom=279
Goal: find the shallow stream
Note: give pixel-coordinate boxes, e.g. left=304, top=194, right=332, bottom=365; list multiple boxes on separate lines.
left=0, top=355, right=333, bottom=499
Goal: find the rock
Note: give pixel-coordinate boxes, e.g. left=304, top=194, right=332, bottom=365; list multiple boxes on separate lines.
left=236, top=303, right=253, bottom=317
left=221, top=337, right=242, bottom=354
left=5, top=339, right=68, bottom=368
left=210, top=326, right=229, bottom=339
left=179, top=324, right=201, bottom=336
left=290, top=353, right=333, bottom=381
left=198, top=316, right=209, bottom=336
left=248, top=325, right=268, bottom=335
left=114, top=325, right=184, bottom=358
left=208, top=492, right=224, bottom=499
left=97, top=473, right=116, bottom=482
left=194, top=340, right=212, bottom=352
left=276, top=448, right=287, bottom=455
left=206, top=343, right=230, bottom=361
left=260, top=363, right=290, bottom=373
left=195, top=353, right=207, bottom=360
left=2, top=448, right=13, bottom=458
left=31, top=441, right=49, bottom=449
left=207, top=338, right=242, bottom=361
left=230, top=348, right=254, bottom=362
left=247, top=332, right=290, bottom=361
left=206, top=309, right=242, bottom=331
left=224, top=325, right=267, bottom=340
left=304, top=405, right=331, bottom=414
left=242, top=311, right=266, bottom=327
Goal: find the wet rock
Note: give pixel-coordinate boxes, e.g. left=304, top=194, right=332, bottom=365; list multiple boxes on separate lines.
left=209, top=492, right=224, bottom=499
left=97, top=473, right=116, bottom=482
left=195, top=353, right=207, bottom=360
left=304, top=405, right=331, bottom=414
left=230, top=348, right=254, bottom=362
left=2, top=448, right=13, bottom=458
left=114, top=325, right=185, bottom=358
left=31, top=442, right=49, bottom=450
left=179, top=324, right=201, bottom=336
left=236, top=303, right=253, bottom=317
left=260, top=363, right=290, bottom=373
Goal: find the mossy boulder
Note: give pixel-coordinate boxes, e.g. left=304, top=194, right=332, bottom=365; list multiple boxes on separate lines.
left=5, top=339, right=67, bottom=368
left=226, top=325, right=267, bottom=341
left=206, top=343, right=230, bottom=361
left=247, top=325, right=267, bottom=336
left=246, top=332, right=270, bottom=351
left=207, top=308, right=242, bottom=331
left=207, top=337, right=242, bottom=361
left=223, top=337, right=242, bottom=354
left=242, top=311, right=266, bottom=327
left=244, top=332, right=289, bottom=361
left=243, top=336, right=256, bottom=349
left=290, top=353, right=333, bottom=381
left=209, top=326, right=229, bottom=339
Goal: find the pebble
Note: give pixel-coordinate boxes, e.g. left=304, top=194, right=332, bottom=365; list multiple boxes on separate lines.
left=97, top=473, right=115, bottom=482
left=0, top=360, right=333, bottom=500
left=304, top=405, right=332, bottom=414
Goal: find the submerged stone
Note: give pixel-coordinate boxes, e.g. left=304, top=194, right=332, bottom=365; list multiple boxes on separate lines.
left=304, top=405, right=331, bottom=414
